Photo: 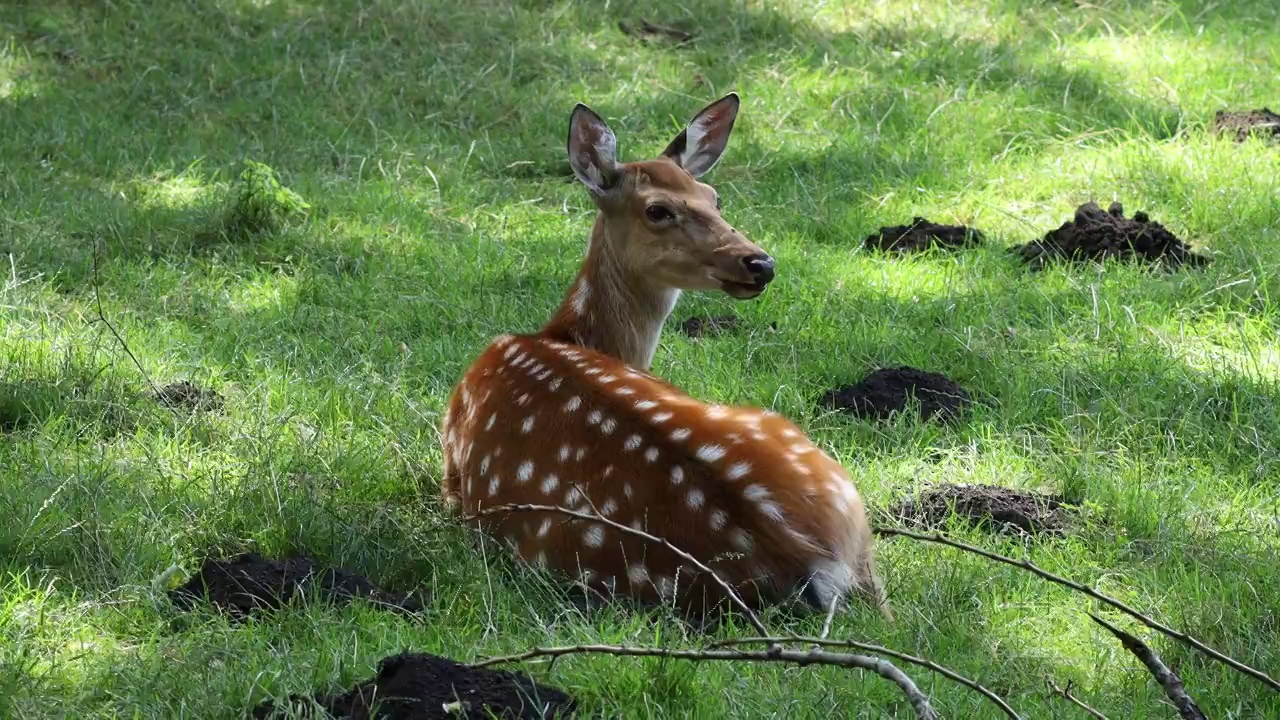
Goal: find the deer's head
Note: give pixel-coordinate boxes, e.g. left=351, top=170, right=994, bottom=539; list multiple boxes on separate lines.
left=566, top=93, right=774, bottom=300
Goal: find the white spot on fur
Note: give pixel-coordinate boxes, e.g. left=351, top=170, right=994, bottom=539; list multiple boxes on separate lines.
left=670, top=466, right=685, bottom=485
left=584, top=367, right=601, bottom=376
left=587, top=410, right=602, bottom=425
left=485, top=414, right=497, bottom=431
left=600, top=498, right=618, bottom=516
left=583, top=524, right=605, bottom=548
left=669, top=428, right=692, bottom=442
left=540, top=474, right=560, bottom=494
left=575, top=447, right=586, bottom=461
left=564, top=396, right=582, bottom=412
left=651, top=411, right=673, bottom=423
left=503, top=343, right=519, bottom=359
left=623, top=483, right=634, bottom=499
left=537, top=518, right=552, bottom=537
left=603, top=465, right=614, bottom=478
left=517, top=461, right=534, bottom=483
left=655, top=575, right=675, bottom=599
left=616, top=387, right=635, bottom=396
left=706, top=405, right=729, bottom=419
left=725, top=461, right=751, bottom=481
left=709, top=509, right=728, bottom=530
left=480, top=454, right=491, bottom=474
left=521, top=416, right=536, bottom=433
left=759, top=500, right=784, bottom=523
left=636, top=400, right=658, bottom=411
left=623, top=434, right=642, bottom=451
left=563, top=486, right=583, bottom=508
left=558, top=445, right=571, bottom=462
left=600, top=417, right=616, bottom=434
left=744, top=484, right=770, bottom=502
left=627, top=564, right=649, bottom=585
left=487, top=476, right=500, bottom=496
left=696, top=444, right=727, bottom=463
left=729, top=529, right=754, bottom=553
left=598, top=374, right=616, bottom=384
left=644, top=447, right=659, bottom=463
left=686, top=488, right=705, bottom=510
left=549, top=377, right=563, bottom=391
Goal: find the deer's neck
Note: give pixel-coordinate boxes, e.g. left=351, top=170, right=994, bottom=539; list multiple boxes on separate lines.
left=540, top=215, right=680, bottom=370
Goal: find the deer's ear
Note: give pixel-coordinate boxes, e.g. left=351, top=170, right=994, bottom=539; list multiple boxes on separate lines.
left=661, top=93, right=740, bottom=178
left=567, top=103, right=620, bottom=196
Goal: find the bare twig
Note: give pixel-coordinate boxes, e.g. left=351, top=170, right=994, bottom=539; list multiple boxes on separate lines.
left=711, top=636, right=1021, bottom=719
left=1048, top=678, right=1110, bottom=719
left=91, top=236, right=162, bottom=398
left=465, top=502, right=770, bottom=636
left=1089, top=614, right=1206, bottom=720
left=475, top=643, right=937, bottom=720
left=876, top=526, right=1279, bottom=692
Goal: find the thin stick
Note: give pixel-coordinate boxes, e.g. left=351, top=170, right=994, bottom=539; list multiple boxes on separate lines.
left=711, top=636, right=1021, bottom=719
left=1089, top=614, right=1206, bottom=720
left=876, top=526, right=1279, bottom=692
left=474, top=643, right=937, bottom=720
left=465, top=502, right=770, bottom=637
left=1047, top=679, right=1111, bottom=719
left=91, top=236, right=162, bottom=398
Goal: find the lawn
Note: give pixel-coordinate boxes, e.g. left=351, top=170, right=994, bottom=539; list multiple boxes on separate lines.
left=2, top=0, right=1279, bottom=717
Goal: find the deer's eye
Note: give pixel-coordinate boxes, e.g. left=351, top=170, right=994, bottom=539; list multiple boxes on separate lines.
left=645, top=205, right=675, bottom=223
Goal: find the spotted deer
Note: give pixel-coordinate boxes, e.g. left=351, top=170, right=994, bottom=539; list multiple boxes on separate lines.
left=441, top=94, right=889, bottom=619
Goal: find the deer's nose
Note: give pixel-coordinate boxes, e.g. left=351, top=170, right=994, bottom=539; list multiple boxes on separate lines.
left=742, top=253, right=775, bottom=284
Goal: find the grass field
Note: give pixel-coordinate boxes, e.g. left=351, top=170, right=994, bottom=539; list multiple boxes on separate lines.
left=3, top=0, right=1280, bottom=716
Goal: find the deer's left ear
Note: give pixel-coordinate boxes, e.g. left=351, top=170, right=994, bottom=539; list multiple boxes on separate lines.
left=661, top=93, right=740, bottom=178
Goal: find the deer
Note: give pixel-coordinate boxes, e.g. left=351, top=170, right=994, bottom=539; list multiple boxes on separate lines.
left=440, top=93, right=890, bottom=621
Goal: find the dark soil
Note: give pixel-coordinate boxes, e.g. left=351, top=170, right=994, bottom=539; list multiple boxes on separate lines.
left=890, top=483, right=1075, bottom=536
left=1212, top=108, right=1280, bottom=143
left=819, top=366, right=971, bottom=422
left=254, top=652, right=576, bottom=719
left=154, top=380, right=224, bottom=412
left=619, top=17, right=695, bottom=44
left=678, top=315, right=777, bottom=338
left=1010, top=201, right=1209, bottom=269
left=169, top=552, right=423, bottom=619
left=679, top=314, right=739, bottom=337
left=864, top=217, right=985, bottom=253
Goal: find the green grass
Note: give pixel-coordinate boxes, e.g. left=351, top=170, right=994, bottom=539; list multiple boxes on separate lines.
left=3, top=0, right=1279, bottom=716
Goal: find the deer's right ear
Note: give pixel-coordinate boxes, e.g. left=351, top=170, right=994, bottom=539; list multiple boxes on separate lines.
left=567, top=104, right=620, bottom=196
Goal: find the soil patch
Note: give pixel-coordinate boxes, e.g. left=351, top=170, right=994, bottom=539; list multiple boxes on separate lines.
left=819, top=366, right=971, bottom=423
left=890, top=483, right=1075, bottom=536
left=619, top=17, right=695, bottom=44
left=1212, top=108, right=1280, bottom=143
left=254, top=652, right=576, bottom=719
left=169, top=552, right=423, bottom=619
left=1010, top=201, right=1208, bottom=269
left=679, top=314, right=739, bottom=338
left=154, top=380, right=224, bottom=412
left=864, top=217, right=985, bottom=253
left=678, top=315, right=777, bottom=338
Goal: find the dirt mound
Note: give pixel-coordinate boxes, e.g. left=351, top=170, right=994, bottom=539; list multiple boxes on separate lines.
left=864, top=217, right=985, bottom=253
left=1213, top=108, right=1280, bottom=143
left=891, top=484, right=1074, bottom=536
left=819, top=366, right=971, bottom=423
left=254, top=652, right=576, bottom=719
left=1010, top=201, right=1208, bottom=269
left=169, top=552, right=423, bottom=619
left=154, top=380, right=224, bottom=412
left=679, top=314, right=739, bottom=338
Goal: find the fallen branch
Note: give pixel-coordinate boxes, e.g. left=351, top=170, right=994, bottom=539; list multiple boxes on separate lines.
left=876, top=526, right=1278, bottom=692
left=474, top=643, right=937, bottom=720
left=1089, top=614, right=1206, bottom=720
left=711, top=636, right=1020, bottom=719
left=1047, top=678, right=1110, bottom=719
left=465, top=502, right=770, bottom=637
